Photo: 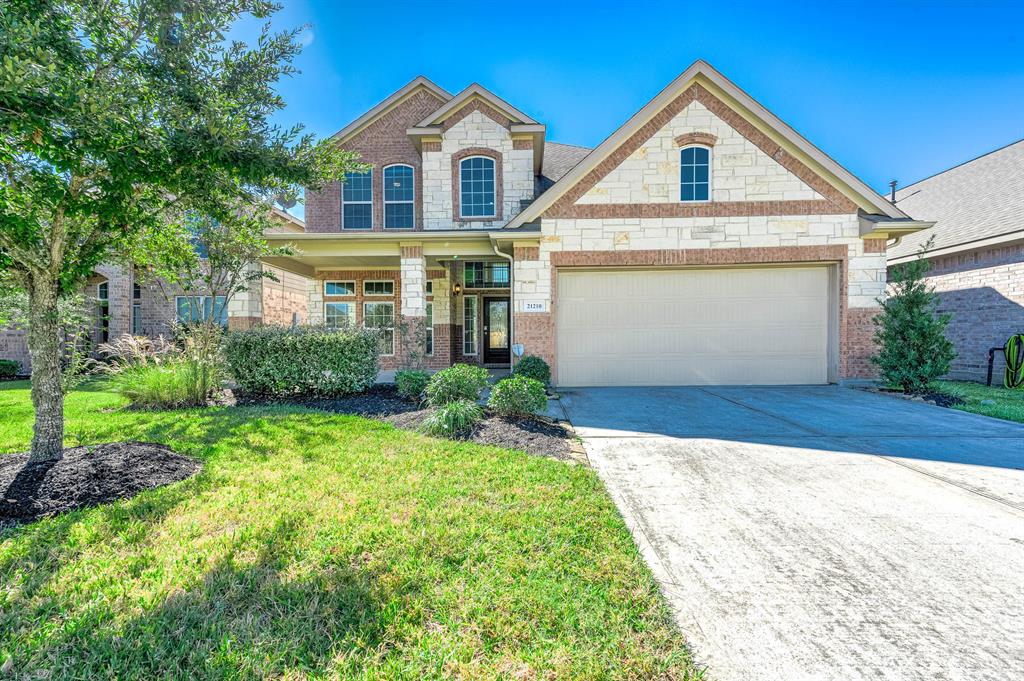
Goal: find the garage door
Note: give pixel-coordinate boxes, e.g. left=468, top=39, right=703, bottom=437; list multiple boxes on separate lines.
left=555, top=267, right=832, bottom=386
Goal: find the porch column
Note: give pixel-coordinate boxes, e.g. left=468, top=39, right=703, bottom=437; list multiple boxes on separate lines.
left=96, top=263, right=132, bottom=340
left=399, top=243, right=426, bottom=366
left=227, top=263, right=263, bottom=330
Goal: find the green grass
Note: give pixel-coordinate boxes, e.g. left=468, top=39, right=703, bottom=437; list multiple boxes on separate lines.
left=0, top=381, right=699, bottom=680
left=937, top=380, right=1024, bottom=424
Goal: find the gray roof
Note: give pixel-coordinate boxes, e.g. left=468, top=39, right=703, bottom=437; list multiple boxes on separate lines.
left=889, top=139, right=1024, bottom=259
left=537, top=141, right=591, bottom=195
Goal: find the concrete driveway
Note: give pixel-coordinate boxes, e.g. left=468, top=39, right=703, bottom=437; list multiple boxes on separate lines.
left=560, top=386, right=1024, bottom=681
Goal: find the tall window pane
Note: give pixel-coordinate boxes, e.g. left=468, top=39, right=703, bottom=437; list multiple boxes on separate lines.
left=463, top=296, right=478, bottom=355
left=680, top=146, right=710, bottom=202
left=425, top=302, right=433, bottom=356
left=459, top=157, right=496, bottom=218
left=384, top=165, right=415, bottom=229
left=364, top=302, right=395, bottom=355
left=342, top=170, right=373, bottom=229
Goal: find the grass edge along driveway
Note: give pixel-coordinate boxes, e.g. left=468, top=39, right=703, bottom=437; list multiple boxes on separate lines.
left=0, top=381, right=701, bottom=680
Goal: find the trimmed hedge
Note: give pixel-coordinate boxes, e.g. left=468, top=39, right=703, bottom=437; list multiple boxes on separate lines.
left=512, top=355, right=551, bottom=386
left=425, top=363, right=490, bottom=406
left=224, top=325, right=380, bottom=396
left=0, top=359, right=19, bottom=378
left=488, top=375, right=547, bottom=417
left=396, top=369, right=430, bottom=402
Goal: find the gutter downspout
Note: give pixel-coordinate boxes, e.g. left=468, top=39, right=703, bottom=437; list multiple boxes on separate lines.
left=491, top=241, right=515, bottom=371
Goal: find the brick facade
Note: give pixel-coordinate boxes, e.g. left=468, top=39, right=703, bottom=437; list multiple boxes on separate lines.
left=305, top=89, right=447, bottom=233
left=894, top=243, right=1024, bottom=381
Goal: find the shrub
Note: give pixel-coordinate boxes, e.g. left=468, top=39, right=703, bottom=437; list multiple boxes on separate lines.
left=98, top=335, right=176, bottom=369
left=396, top=369, right=431, bottom=402
left=425, top=363, right=489, bottom=406
left=488, top=375, right=548, bottom=417
left=0, top=359, right=19, bottom=378
left=872, top=242, right=955, bottom=393
left=224, top=325, right=380, bottom=396
left=107, top=358, right=222, bottom=408
left=512, top=355, right=551, bottom=386
left=420, top=399, right=483, bottom=437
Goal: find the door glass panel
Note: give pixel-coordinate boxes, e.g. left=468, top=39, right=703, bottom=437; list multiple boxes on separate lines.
left=488, top=301, right=508, bottom=349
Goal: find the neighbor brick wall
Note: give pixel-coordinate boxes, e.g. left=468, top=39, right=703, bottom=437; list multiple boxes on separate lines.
left=894, top=243, right=1024, bottom=381
left=305, top=89, right=447, bottom=233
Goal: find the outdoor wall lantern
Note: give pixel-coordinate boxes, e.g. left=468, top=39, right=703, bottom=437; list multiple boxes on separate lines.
left=452, top=283, right=463, bottom=295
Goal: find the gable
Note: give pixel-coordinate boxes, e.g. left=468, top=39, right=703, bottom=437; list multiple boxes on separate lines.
left=578, top=98, right=824, bottom=205
left=548, top=83, right=854, bottom=218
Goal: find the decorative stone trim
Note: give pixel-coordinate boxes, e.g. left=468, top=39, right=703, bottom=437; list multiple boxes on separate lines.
left=440, top=99, right=514, bottom=132
left=674, top=132, right=717, bottom=147
left=512, top=138, right=534, bottom=150
left=451, top=147, right=504, bottom=222
left=543, top=83, right=857, bottom=219
left=560, top=200, right=848, bottom=219
left=399, top=245, right=423, bottom=258
left=421, top=140, right=441, bottom=152
left=862, top=238, right=887, bottom=254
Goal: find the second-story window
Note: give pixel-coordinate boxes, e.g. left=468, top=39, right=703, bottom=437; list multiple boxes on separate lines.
left=680, top=146, right=711, bottom=202
left=342, top=170, right=372, bottom=229
left=383, top=164, right=415, bottom=229
left=459, top=156, right=496, bottom=218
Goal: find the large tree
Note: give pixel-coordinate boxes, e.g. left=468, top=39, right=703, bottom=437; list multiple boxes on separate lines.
left=0, top=1, right=357, bottom=462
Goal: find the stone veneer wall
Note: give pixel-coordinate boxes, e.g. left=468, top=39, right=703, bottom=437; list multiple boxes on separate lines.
left=421, top=109, right=534, bottom=230
left=511, top=214, right=884, bottom=383
left=896, top=242, right=1024, bottom=381
left=579, top=99, right=822, bottom=205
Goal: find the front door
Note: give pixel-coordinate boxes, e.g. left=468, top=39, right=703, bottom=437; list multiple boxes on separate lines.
left=483, top=297, right=510, bottom=365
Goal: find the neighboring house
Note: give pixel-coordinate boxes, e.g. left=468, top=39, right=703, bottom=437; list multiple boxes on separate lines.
left=262, top=60, right=929, bottom=386
left=889, top=139, right=1024, bottom=381
left=0, top=208, right=309, bottom=373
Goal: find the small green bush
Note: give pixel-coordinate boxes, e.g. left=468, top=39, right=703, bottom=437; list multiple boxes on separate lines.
left=224, top=325, right=380, bottom=396
left=488, top=375, right=548, bottom=417
left=420, top=399, right=483, bottom=437
left=107, top=358, right=221, bottom=408
left=512, top=355, right=551, bottom=386
left=0, top=359, right=19, bottom=378
left=425, top=363, right=489, bottom=406
left=396, top=369, right=430, bottom=401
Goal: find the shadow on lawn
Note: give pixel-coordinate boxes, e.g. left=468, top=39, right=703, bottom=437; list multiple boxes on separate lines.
left=10, top=513, right=384, bottom=678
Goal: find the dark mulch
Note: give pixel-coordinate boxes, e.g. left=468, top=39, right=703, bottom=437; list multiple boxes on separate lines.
left=868, top=387, right=966, bottom=408
left=385, top=409, right=575, bottom=460
left=0, top=441, right=200, bottom=527
left=233, top=383, right=418, bottom=417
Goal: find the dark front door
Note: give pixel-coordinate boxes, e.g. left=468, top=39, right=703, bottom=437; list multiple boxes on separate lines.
left=483, top=297, right=510, bottom=365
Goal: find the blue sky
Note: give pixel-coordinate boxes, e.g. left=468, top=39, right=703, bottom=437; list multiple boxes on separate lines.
left=236, top=1, right=1024, bottom=215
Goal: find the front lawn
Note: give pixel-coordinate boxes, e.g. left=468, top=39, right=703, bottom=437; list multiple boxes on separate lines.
left=937, top=380, right=1024, bottom=424
left=0, top=381, right=698, bottom=679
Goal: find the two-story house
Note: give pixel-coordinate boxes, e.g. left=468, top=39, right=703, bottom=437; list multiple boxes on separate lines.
left=263, top=61, right=930, bottom=385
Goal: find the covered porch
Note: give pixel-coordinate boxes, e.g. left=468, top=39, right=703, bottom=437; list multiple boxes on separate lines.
left=262, top=230, right=541, bottom=372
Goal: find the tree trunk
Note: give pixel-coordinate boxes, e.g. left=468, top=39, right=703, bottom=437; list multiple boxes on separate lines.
left=27, top=273, right=65, bottom=463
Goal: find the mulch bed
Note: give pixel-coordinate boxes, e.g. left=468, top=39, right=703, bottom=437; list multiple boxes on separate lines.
left=236, top=384, right=576, bottom=461
left=0, top=442, right=200, bottom=527
left=866, top=387, right=966, bottom=408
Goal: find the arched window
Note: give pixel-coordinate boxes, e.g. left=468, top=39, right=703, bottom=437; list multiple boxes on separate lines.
left=342, top=170, right=372, bottom=229
left=680, top=146, right=711, bottom=202
left=383, top=164, right=415, bottom=229
left=459, top=156, right=496, bottom=218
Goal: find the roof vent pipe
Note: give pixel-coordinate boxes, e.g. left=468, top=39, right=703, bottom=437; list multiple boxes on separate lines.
left=889, top=180, right=898, bottom=202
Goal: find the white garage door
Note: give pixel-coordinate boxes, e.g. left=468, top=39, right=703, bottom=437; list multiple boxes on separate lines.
left=556, top=267, right=832, bottom=386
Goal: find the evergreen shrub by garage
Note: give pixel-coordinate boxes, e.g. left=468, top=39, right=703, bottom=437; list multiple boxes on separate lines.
left=224, top=325, right=380, bottom=396
left=488, top=375, right=547, bottom=417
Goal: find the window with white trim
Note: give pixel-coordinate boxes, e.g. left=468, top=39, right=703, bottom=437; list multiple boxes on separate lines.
left=463, top=261, right=509, bottom=288
left=364, top=301, right=395, bottom=355
left=459, top=156, right=496, bottom=217
left=363, top=280, right=394, bottom=296
left=425, top=301, right=433, bottom=356
left=324, top=281, right=355, bottom=296
left=175, top=295, right=227, bottom=327
left=383, top=164, right=414, bottom=229
left=463, top=295, right=478, bottom=355
left=342, top=170, right=372, bottom=229
left=132, top=282, right=142, bottom=334
left=97, top=281, right=110, bottom=343
left=325, top=302, right=355, bottom=330
left=680, top=146, right=711, bottom=202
